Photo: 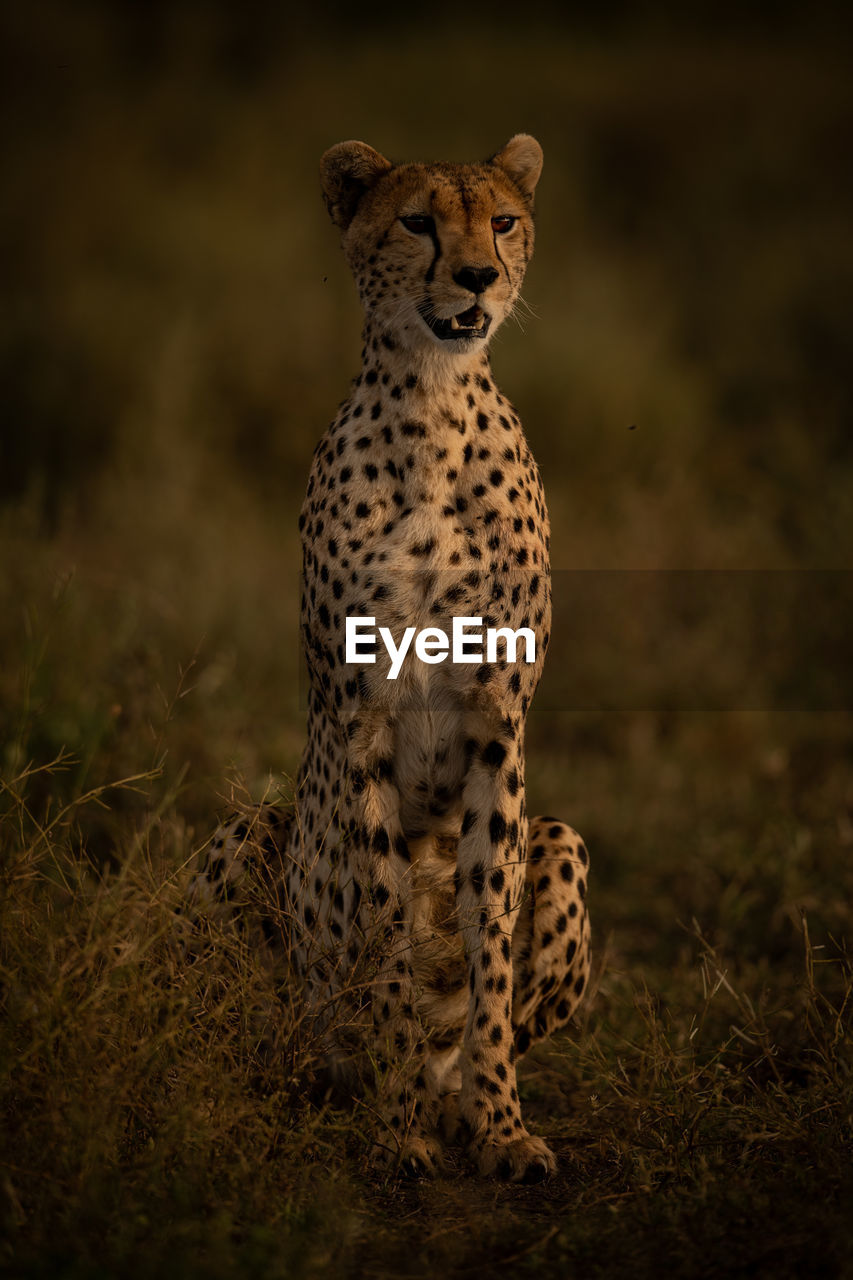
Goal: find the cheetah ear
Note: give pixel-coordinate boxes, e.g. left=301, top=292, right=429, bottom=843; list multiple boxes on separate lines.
left=490, top=134, right=543, bottom=203
left=320, top=141, right=393, bottom=231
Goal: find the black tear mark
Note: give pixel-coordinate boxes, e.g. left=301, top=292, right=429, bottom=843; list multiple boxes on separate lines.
left=494, top=234, right=511, bottom=285
left=424, top=195, right=442, bottom=285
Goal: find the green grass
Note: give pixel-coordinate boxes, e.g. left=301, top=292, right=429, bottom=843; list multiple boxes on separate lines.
left=2, top=6, right=852, bottom=1277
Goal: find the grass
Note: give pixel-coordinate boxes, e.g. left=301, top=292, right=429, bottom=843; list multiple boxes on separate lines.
left=2, top=741, right=851, bottom=1278
left=2, top=5, right=853, bottom=1276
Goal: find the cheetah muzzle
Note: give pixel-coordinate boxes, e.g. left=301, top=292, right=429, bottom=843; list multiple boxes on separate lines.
left=195, top=134, right=592, bottom=1182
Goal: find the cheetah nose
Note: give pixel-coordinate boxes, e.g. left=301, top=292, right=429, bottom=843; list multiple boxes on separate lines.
left=453, top=266, right=499, bottom=295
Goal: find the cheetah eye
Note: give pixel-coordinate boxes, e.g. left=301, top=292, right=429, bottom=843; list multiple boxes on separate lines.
left=400, top=215, right=434, bottom=235
left=491, top=215, right=516, bottom=234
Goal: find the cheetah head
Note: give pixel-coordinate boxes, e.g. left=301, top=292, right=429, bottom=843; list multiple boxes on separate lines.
left=320, top=136, right=542, bottom=361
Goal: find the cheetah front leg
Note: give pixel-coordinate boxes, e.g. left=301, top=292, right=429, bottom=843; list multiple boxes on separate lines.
left=454, top=729, right=556, bottom=1183
left=342, top=711, right=446, bottom=1176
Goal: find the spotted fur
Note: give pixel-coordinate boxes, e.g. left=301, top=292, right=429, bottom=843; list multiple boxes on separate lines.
left=194, top=136, right=591, bottom=1182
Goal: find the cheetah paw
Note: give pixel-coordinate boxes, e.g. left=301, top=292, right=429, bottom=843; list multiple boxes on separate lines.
left=475, top=1133, right=557, bottom=1183
left=372, top=1131, right=446, bottom=1179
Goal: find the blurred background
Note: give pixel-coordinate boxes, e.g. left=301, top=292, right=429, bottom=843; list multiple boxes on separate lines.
left=1, top=0, right=851, bottom=840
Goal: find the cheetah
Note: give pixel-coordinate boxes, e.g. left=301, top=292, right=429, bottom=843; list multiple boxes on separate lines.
left=195, top=135, right=591, bottom=1182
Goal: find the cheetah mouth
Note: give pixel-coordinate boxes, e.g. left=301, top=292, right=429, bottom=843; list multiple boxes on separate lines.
left=418, top=303, right=492, bottom=343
